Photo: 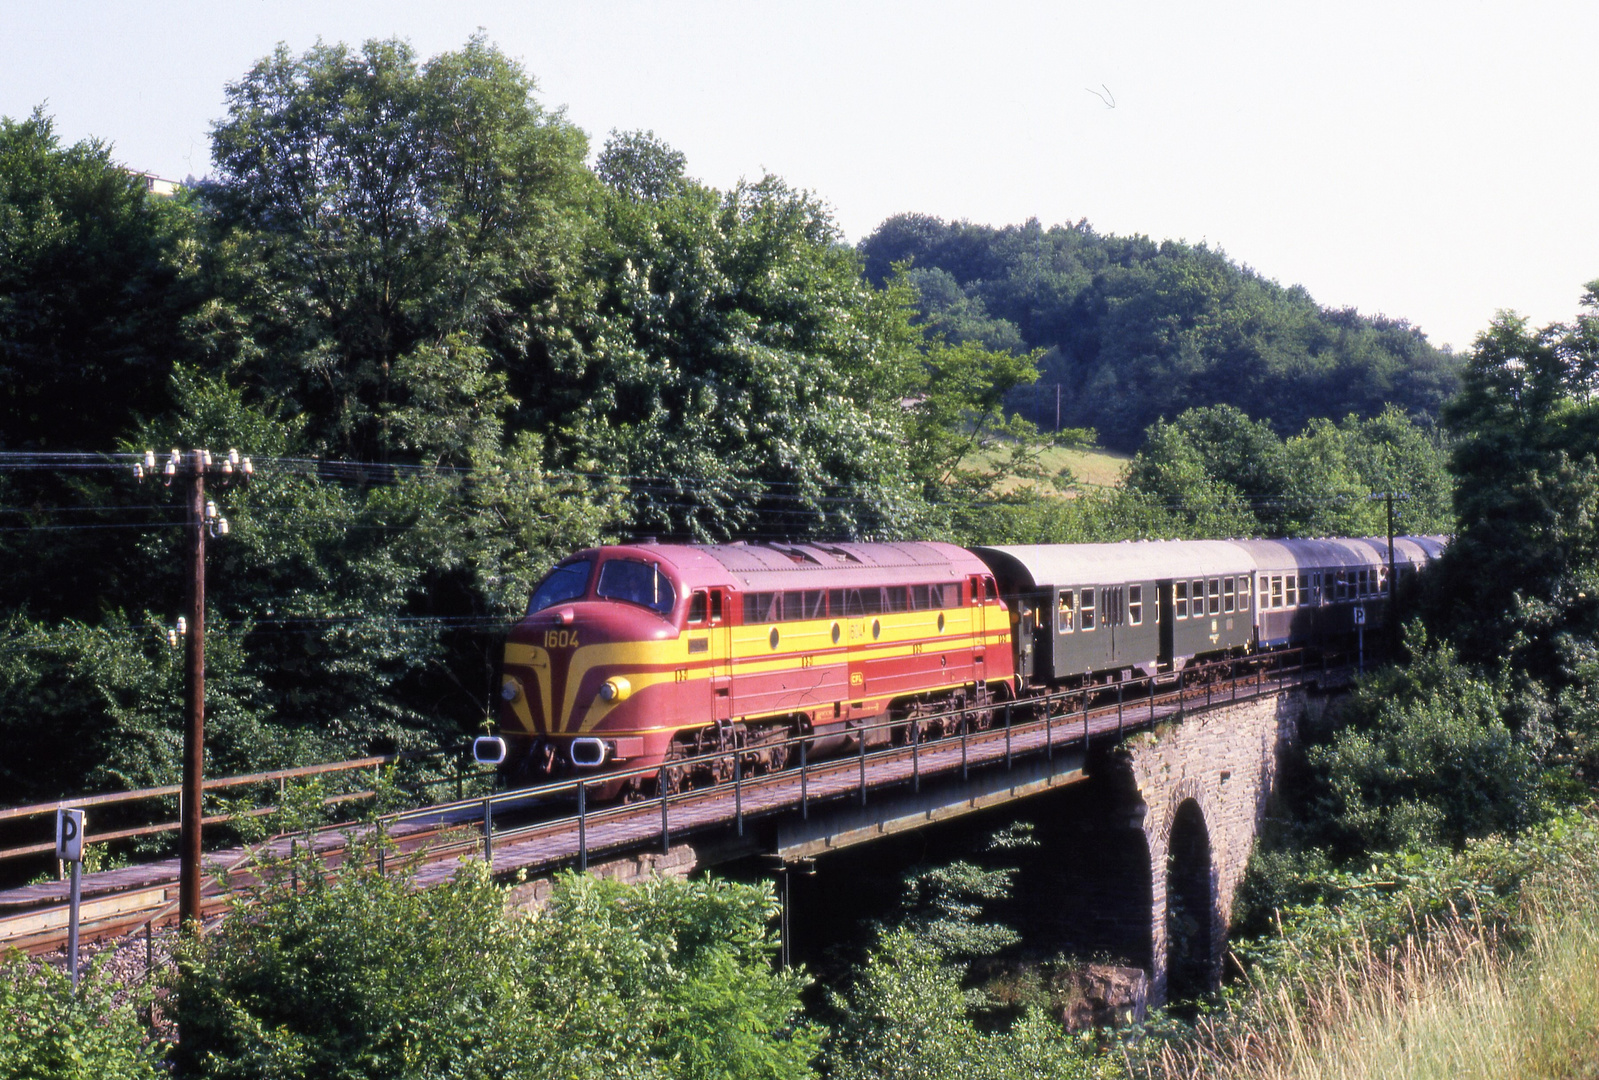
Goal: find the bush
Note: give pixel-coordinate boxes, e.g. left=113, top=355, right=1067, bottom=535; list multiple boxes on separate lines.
left=0, top=950, right=164, bottom=1080
left=172, top=834, right=818, bottom=1080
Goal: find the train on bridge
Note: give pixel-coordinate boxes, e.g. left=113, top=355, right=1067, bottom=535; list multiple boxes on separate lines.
left=483, top=535, right=1445, bottom=796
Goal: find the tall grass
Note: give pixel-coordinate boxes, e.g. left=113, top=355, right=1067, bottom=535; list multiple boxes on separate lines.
left=1136, top=858, right=1599, bottom=1077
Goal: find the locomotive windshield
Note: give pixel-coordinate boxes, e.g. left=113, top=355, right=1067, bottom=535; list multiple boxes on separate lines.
left=527, top=559, right=592, bottom=614
left=596, top=559, right=676, bottom=616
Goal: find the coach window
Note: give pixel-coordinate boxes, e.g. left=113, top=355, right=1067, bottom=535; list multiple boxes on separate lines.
left=1237, top=576, right=1250, bottom=610
left=1207, top=578, right=1220, bottom=615
left=1357, top=569, right=1369, bottom=597
left=1081, top=588, right=1097, bottom=630
left=1379, top=567, right=1389, bottom=595
left=1335, top=571, right=1347, bottom=601
left=1129, top=584, right=1144, bottom=625
left=1174, top=581, right=1188, bottom=619
left=1057, top=590, right=1075, bottom=633
left=1286, top=575, right=1298, bottom=607
left=1271, top=576, right=1284, bottom=608
left=1298, top=575, right=1310, bottom=606
left=1222, top=578, right=1235, bottom=613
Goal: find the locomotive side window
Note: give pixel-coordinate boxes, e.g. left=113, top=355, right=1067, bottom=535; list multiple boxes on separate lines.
left=1128, top=584, right=1143, bottom=625
left=597, top=559, right=676, bottom=616
left=983, top=576, right=1000, bottom=604
left=1057, top=590, right=1075, bottom=633
left=687, top=591, right=707, bottom=624
left=1208, top=578, right=1221, bottom=615
left=1174, top=581, right=1188, bottom=619
left=1222, top=578, right=1235, bottom=613
left=1080, top=588, right=1096, bottom=630
left=527, top=559, right=592, bottom=614
left=1237, top=576, right=1250, bottom=610
left=885, top=585, right=909, bottom=612
left=1286, top=575, right=1298, bottom=606
left=710, top=589, right=724, bottom=622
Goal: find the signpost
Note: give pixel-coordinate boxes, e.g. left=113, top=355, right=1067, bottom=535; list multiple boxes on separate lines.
left=55, top=808, right=85, bottom=990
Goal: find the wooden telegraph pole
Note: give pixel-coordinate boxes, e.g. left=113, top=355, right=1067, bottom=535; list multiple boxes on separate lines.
left=140, top=448, right=246, bottom=933
left=179, top=450, right=207, bottom=930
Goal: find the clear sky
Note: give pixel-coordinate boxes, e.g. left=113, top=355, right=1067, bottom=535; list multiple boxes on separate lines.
left=3, top=0, right=1596, bottom=352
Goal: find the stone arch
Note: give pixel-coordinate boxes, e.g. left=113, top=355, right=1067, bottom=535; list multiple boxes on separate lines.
left=1164, top=797, right=1215, bottom=1002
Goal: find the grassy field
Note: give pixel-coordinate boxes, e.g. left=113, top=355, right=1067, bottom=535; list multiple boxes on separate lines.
left=1137, top=865, right=1599, bottom=1079
left=968, top=444, right=1131, bottom=494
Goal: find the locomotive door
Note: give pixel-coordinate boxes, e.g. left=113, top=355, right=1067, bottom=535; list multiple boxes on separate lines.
left=707, top=588, right=732, bottom=722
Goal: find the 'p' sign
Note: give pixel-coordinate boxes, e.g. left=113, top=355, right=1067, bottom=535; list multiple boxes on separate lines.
left=55, top=808, right=84, bottom=863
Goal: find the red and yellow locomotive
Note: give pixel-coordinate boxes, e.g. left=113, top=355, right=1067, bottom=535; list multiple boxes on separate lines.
left=491, top=541, right=1015, bottom=795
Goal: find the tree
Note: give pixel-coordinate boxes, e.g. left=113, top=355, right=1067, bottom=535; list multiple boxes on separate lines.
left=1433, top=299, right=1599, bottom=683
left=204, top=35, right=594, bottom=461
left=565, top=169, right=932, bottom=540
left=0, top=108, right=202, bottom=451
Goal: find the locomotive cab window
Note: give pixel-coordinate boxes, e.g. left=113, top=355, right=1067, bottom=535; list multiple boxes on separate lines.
left=527, top=559, right=592, bottom=615
left=1057, top=590, right=1075, bottom=633
left=1080, top=588, right=1096, bottom=630
left=1174, top=581, right=1188, bottom=619
left=687, top=591, right=707, bottom=624
left=1128, top=584, right=1144, bottom=625
left=597, top=559, right=675, bottom=616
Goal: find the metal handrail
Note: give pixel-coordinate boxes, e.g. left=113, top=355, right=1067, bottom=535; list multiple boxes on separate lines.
left=388, top=648, right=1321, bottom=869
left=0, top=746, right=492, bottom=866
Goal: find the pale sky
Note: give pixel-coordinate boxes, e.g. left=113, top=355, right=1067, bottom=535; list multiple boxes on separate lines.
left=4, top=0, right=1597, bottom=353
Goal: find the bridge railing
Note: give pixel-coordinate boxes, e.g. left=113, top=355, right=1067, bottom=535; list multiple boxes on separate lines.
left=0, top=745, right=499, bottom=875
left=1, top=646, right=1345, bottom=885
left=372, top=646, right=1338, bottom=873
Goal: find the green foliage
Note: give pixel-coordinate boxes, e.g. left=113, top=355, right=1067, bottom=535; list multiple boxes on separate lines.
left=173, top=844, right=818, bottom=1080
left=0, top=108, right=202, bottom=452
left=571, top=168, right=931, bottom=540
left=860, top=216, right=1460, bottom=453
left=1123, top=404, right=1453, bottom=538
left=1432, top=296, right=1599, bottom=690
left=1297, top=628, right=1544, bottom=858
left=0, top=951, right=165, bottom=1079
left=205, top=35, right=594, bottom=462
left=825, top=929, right=1111, bottom=1080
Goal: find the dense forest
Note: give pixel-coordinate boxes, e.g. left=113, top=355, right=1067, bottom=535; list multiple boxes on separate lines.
left=860, top=215, right=1462, bottom=452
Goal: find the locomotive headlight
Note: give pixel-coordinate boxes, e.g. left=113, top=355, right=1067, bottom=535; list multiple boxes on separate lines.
left=599, top=677, right=632, bottom=703
left=500, top=679, right=521, bottom=703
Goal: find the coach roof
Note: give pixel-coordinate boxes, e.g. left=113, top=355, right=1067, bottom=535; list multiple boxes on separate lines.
left=974, top=541, right=1254, bottom=587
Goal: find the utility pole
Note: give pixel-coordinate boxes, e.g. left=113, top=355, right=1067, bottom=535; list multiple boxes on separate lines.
left=180, top=449, right=206, bottom=930
left=1055, top=383, right=1061, bottom=433
left=139, top=449, right=247, bottom=933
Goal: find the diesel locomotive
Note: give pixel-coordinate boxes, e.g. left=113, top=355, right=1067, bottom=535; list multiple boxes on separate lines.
left=480, top=535, right=1444, bottom=794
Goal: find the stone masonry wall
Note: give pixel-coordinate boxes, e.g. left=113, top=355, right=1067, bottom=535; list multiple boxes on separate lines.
left=1120, top=688, right=1324, bottom=1004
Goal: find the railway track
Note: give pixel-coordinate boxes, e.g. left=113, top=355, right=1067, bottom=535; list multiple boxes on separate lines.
left=1, top=654, right=1347, bottom=955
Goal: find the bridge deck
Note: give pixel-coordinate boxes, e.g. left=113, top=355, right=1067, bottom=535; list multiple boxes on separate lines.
left=1, top=662, right=1344, bottom=952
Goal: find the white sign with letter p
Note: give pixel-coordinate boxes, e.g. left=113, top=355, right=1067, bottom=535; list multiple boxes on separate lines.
left=56, top=808, right=84, bottom=862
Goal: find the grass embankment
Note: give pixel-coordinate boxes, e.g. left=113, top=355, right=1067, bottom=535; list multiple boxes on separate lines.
left=1137, top=818, right=1599, bottom=1079
left=972, top=444, right=1131, bottom=494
